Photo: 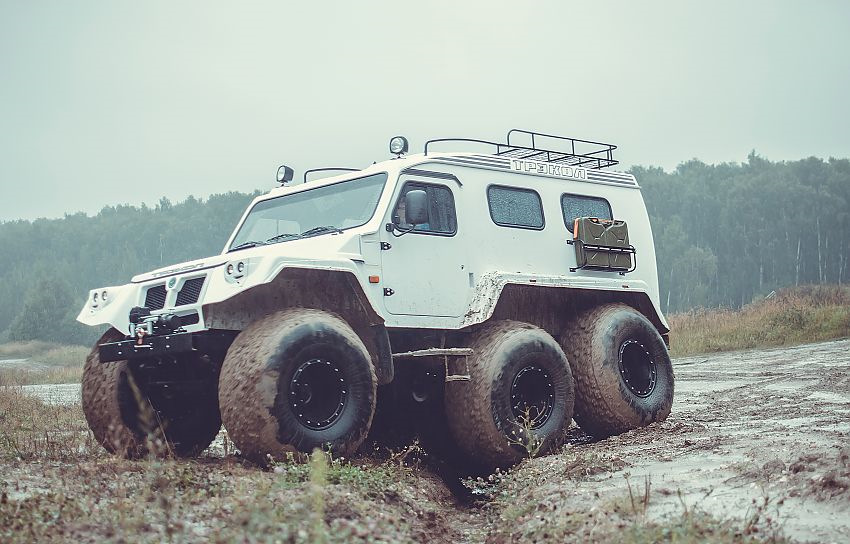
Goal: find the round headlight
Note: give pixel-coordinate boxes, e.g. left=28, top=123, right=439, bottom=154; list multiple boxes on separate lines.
left=101, top=290, right=108, bottom=301
left=93, top=292, right=99, bottom=302
left=389, top=136, right=409, bottom=155
left=237, top=262, right=245, bottom=273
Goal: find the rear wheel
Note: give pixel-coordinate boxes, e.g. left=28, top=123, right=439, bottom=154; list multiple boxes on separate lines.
left=444, top=321, right=574, bottom=471
left=81, top=329, right=222, bottom=458
left=218, top=308, right=377, bottom=463
left=561, top=304, right=674, bottom=438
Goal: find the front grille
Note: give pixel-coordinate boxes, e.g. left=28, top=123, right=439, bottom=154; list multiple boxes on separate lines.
left=144, top=285, right=167, bottom=310
left=176, top=277, right=205, bottom=306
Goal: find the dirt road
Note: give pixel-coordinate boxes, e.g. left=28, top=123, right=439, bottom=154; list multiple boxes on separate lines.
left=6, top=339, right=850, bottom=542
left=500, top=338, right=850, bottom=542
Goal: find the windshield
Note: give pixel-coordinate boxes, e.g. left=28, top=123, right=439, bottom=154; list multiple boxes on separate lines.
left=228, top=172, right=387, bottom=251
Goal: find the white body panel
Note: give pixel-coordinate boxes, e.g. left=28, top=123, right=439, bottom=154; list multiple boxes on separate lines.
left=77, top=151, right=668, bottom=335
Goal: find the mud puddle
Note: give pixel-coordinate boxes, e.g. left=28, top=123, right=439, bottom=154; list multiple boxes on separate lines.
left=536, top=338, right=850, bottom=542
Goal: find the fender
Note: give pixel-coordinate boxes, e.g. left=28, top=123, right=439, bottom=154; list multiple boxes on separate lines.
left=460, top=271, right=669, bottom=334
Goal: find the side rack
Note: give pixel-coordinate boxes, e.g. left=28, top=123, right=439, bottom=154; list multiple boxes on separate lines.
left=567, top=239, right=637, bottom=275
left=424, top=128, right=618, bottom=169
left=567, top=217, right=636, bottom=275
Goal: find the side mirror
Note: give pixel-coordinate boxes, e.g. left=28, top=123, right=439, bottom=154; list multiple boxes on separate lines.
left=404, top=190, right=428, bottom=225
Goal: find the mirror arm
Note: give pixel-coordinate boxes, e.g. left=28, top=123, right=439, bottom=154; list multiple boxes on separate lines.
left=388, top=222, right=415, bottom=238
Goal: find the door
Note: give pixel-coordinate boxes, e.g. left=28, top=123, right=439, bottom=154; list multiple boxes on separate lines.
left=379, top=178, right=470, bottom=317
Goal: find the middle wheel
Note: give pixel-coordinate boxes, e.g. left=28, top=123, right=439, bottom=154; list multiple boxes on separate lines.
left=445, top=320, right=575, bottom=470
left=219, top=308, right=377, bottom=463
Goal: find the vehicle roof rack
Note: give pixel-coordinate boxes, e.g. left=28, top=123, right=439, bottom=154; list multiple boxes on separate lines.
left=424, top=128, right=618, bottom=169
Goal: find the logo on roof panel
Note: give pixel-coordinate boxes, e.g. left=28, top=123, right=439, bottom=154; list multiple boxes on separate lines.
left=510, top=159, right=587, bottom=180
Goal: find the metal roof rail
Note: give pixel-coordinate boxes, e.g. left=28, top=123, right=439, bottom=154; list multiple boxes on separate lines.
left=424, top=129, right=618, bottom=169
left=303, top=167, right=360, bottom=183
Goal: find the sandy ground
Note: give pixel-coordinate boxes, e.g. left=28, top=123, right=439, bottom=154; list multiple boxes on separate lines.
left=4, top=339, right=850, bottom=542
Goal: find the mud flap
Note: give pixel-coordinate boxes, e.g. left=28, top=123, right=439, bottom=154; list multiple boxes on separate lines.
left=372, top=324, right=394, bottom=385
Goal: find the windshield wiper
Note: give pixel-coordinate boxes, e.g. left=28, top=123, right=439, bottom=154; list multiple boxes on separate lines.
left=265, top=232, right=302, bottom=244
left=300, top=225, right=343, bottom=237
left=228, top=240, right=267, bottom=252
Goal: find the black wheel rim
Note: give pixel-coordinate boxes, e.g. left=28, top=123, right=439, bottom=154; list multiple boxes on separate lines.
left=289, top=358, right=347, bottom=430
left=510, top=365, right=555, bottom=429
left=618, top=340, right=657, bottom=398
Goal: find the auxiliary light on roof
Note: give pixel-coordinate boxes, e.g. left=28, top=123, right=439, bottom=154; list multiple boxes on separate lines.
left=276, top=165, right=294, bottom=185
left=389, top=136, right=409, bottom=157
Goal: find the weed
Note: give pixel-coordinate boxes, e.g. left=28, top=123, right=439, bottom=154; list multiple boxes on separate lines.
left=506, top=407, right=545, bottom=459
left=309, top=449, right=329, bottom=544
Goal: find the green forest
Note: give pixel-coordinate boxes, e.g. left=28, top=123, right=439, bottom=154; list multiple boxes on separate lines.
left=1, top=154, right=848, bottom=346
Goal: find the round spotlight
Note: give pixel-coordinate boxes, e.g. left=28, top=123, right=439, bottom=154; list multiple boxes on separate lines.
left=237, top=262, right=245, bottom=273
left=93, top=292, right=98, bottom=302
left=389, top=136, right=409, bottom=156
left=101, top=290, right=108, bottom=301
left=226, top=264, right=234, bottom=275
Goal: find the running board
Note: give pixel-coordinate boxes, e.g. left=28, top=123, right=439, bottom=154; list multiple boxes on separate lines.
left=391, top=348, right=473, bottom=382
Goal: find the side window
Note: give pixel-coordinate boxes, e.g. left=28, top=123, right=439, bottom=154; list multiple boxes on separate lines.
left=392, top=182, right=457, bottom=235
left=561, top=193, right=613, bottom=232
left=487, top=185, right=544, bottom=229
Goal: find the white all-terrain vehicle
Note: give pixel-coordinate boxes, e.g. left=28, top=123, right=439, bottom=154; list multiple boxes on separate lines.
left=78, top=130, right=673, bottom=470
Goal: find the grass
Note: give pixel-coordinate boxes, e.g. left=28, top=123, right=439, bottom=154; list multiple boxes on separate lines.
left=0, top=386, right=101, bottom=462
left=0, top=342, right=88, bottom=386
left=0, top=387, right=443, bottom=543
left=669, top=285, right=850, bottom=357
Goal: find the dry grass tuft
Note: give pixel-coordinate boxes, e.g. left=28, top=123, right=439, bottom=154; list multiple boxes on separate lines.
left=0, top=387, right=103, bottom=462
left=0, top=342, right=88, bottom=386
left=669, top=285, right=850, bottom=357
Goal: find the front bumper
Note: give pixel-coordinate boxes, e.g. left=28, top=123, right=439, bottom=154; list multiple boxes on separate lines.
left=98, top=330, right=237, bottom=363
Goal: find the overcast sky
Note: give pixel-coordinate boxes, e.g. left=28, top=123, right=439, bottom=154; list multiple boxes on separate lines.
left=1, top=1, right=848, bottom=221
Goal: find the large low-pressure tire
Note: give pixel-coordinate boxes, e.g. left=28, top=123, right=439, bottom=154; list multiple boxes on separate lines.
left=444, top=321, right=575, bottom=471
left=561, top=304, right=674, bottom=438
left=218, top=308, right=377, bottom=463
left=82, top=329, right=222, bottom=458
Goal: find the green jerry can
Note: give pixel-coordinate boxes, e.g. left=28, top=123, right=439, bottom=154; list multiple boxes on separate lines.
left=572, top=217, right=633, bottom=271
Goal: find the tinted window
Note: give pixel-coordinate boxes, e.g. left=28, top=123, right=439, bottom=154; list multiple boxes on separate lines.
left=561, top=194, right=613, bottom=232
left=393, top=182, right=457, bottom=235
left=487, top=186, right=544, bottom=229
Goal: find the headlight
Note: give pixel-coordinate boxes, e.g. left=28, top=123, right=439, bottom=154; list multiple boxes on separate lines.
left=224, top=260, right=250, bottom=283
left=90, top=287, right=118, bottom=311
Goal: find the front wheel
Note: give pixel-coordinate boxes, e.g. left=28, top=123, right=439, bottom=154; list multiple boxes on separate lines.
left=82, top=329, right=222, bottom=458
left=561, top=304, right=674, bottom=438
left=218, top=308, right=377, bottom=463
left=444, top=321, right=575, bottom=471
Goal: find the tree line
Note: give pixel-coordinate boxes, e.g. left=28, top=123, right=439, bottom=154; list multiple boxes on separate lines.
left=1, top=154, right=847, bottom=346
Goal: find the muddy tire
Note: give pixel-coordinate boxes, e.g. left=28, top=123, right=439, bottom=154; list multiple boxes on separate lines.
left=444, top=321, right=575, bottom=470
left=561, top=304, right=674, bottom=438
left=218, top=308, right=376, bottom=463
left=82, top=329, right=222, bottom=458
